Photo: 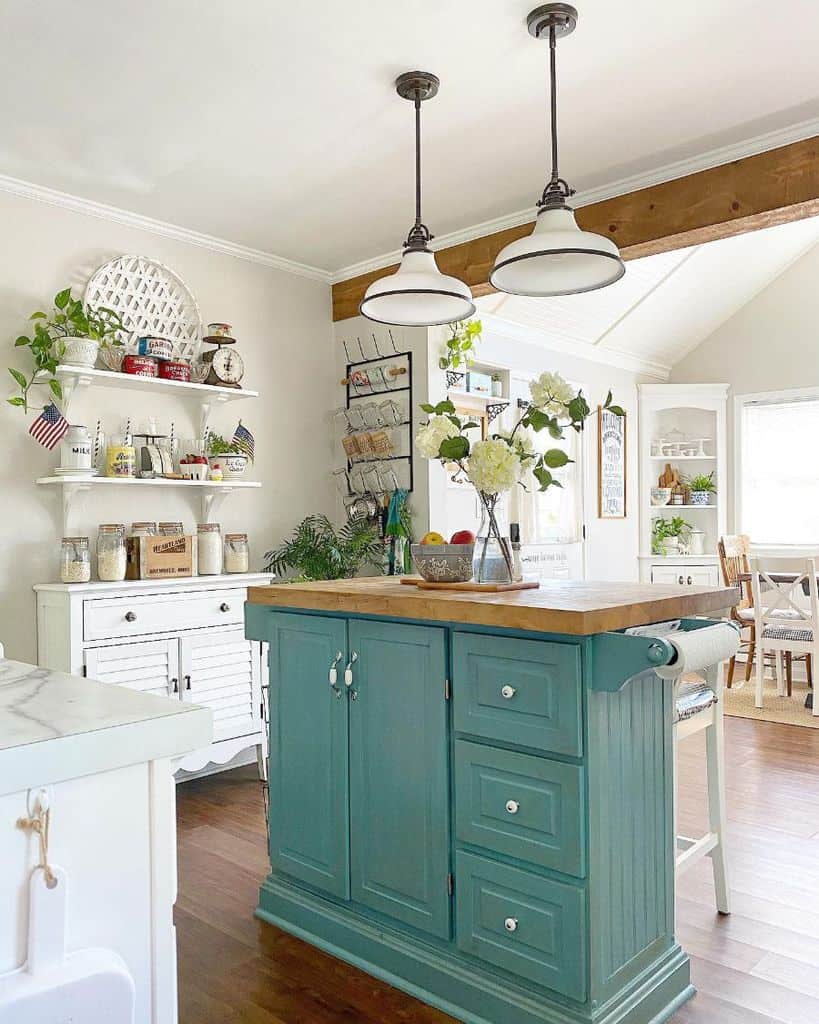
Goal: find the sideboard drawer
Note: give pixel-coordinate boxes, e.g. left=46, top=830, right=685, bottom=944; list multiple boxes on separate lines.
left=455, top=740, right=585, bottom=877
left=452, top=633, right=582, bottom=756
left=83, top=588, right=246, bottom=641
left=455, top=851, right=586, bottom=1001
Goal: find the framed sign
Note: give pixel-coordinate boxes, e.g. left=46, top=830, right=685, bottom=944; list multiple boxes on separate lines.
left=598, top=407, right=627, bottom=518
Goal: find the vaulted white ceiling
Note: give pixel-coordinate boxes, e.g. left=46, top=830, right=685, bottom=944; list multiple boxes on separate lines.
left=2, top=1, right=818, bottom=273
left=477, top=216, right=819, bottom=375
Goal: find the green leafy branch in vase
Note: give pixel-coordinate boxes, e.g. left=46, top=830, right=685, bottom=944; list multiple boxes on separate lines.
left=438, top=318, right=482, bottom=372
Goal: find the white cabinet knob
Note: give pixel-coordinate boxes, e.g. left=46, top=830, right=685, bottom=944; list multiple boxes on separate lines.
left=504, top=917, right=518, bottom=933
left=505, top=799, right=520, bottom=815
left=501, top=685, right=516, bottom=700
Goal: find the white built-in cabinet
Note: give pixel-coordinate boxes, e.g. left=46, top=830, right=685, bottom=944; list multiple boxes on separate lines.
left=638, top=383, right=728, bottom=588
left=34, top=573, right=272, bottom=774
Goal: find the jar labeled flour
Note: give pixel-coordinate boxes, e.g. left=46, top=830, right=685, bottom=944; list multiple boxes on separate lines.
left=224, top=533, right=249, bottom=573
left=97, top=524, right=127, bottom=581
left=197, top=523, right=223, bottom=575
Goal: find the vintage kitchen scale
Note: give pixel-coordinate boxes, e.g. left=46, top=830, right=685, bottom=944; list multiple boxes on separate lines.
left=201, top=333, right=245, bottom=388
left=133, top=433, right=175, bottom=479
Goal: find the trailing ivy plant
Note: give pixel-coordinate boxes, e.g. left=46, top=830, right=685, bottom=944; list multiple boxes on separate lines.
left=7, top=287, right=124, bottom=413
left=264, top=514, right=383, bottom=581
left=438, top=318, right=482, bottom=372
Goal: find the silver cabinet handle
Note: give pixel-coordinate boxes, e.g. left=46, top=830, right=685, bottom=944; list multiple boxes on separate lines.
left=505, top=800, right=520, bottom=815
left=328, top=651, right=343, bottom=697
left=504, top=917, right=518, bottom=933
left=125, top=611, right=137, bottom=622
left=220, top=602, right=230, bottom=613
left=344, top=651, right=358, bottom=688
left=501, top=684, right=516, bottom=700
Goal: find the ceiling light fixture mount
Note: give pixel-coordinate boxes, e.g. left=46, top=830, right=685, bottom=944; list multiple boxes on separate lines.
left=359, top=70, right=475, bottom=328
left=490, top=4, right=625, bottom=298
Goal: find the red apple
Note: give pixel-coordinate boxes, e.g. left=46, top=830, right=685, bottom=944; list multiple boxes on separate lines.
left=450, top=529, right=476, bottom=545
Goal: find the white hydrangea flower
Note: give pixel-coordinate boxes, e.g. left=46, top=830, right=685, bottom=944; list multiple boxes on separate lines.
left=497, top=428, right=535, bottom=461
left=529, top=371, right=575, bottom=415
left=466, top=438, right=521, bottom=495
left=415, top=415, right=459, bottom=460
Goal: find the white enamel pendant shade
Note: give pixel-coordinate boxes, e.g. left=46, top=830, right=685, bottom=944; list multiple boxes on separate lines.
left=360, top=249, right=475, bottom=327
left=490, top=207, right=625, bottom=297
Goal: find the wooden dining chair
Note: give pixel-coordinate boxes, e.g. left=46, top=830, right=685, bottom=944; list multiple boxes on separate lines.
left=752, top=560, right=819, bottom=714
left=718, top=535, right=755, bottom=686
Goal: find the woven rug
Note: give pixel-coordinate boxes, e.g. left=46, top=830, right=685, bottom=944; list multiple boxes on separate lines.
left=723, top=675, right=818, bottom=729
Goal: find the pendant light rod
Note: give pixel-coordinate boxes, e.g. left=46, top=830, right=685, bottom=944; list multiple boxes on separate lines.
left=549, top=21, right=559, bottom=187
left=414, top=92, right=423, bottom=236
left=395, top=71, right=439, bottom=252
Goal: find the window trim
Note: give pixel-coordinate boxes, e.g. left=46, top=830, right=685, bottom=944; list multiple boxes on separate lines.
left=734, top=386, right=819, bottom=553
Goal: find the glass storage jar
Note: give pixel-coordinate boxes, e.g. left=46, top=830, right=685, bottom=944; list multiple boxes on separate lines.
left=224, top=533, right=249, bottom=574
left=97, top=524, right=127, bottom=582
left=130, top=521, right=157, bottom=537
left=197, top=523, right=223, bottom=575
left=60, top=537, right=90, bottom=584
left=158, top=521, right=183, bottom=536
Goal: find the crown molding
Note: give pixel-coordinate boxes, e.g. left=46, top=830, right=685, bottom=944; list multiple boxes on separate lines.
left=331, top=117, right=819, bottom=283
left=0, top=172, right=333, bottom=283
left=479, top=313, right=671, bottom=381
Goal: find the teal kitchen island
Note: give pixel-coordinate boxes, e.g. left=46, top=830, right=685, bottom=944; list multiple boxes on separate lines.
left=245, top=576, right=737, bottom=1024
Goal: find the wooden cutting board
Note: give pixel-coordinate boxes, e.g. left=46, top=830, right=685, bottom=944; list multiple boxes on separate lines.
left=399, top=577, right=540, bottom=593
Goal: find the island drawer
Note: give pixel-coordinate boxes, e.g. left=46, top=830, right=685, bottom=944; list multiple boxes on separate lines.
left=83, top=589, right=246, bottom=641
left=452, top=633, right=582, bottom=756
left=455, top=851, right=586, bottom=1001
left=455, top=741, right=585, bottom=877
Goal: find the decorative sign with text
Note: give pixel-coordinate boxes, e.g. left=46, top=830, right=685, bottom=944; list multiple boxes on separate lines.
left=598, top=407, right=627, bottom=519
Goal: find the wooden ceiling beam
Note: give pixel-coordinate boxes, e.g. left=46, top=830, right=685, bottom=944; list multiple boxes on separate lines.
left=332, top=136, right=819, bottom=321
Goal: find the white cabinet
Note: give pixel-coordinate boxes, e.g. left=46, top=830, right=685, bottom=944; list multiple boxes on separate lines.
left=34, top=573, right=272, bottom=775
left=650, top=563, right=721, bottom=587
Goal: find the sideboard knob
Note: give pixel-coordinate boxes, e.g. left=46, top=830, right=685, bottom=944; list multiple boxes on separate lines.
left=505, top=800, right=520, bottom=815
left=501, top=685, right=516, bottom=700
left=504, top=917, right=518, bottom=933
left=125, top=611, right=137, bottom=622
left=686, top=576, right=693, bottom=586
left=220, top=602, right=230, bottom=612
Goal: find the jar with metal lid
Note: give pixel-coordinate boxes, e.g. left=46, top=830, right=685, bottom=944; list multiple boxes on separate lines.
left=158, top=521, right=183, bottom=536
left=224, top=533, right=249, bottom=574
left=131, top=521, right=157, bottom=537
left=60, top=537, right=90, bottom=584
left=197, top=523, right=223, bottom=575
left=97, top=524, right=127, bottom=582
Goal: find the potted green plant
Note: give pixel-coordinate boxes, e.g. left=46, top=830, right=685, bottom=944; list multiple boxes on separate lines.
left=204, top=430, right=249, bottom=480
left=264, top=514, right=383, bottom=580
left=687, top=471, right=716, bottom=506
left=7, top=288, right=124, bottom=412
left=651, top=516, right=692, bottom=556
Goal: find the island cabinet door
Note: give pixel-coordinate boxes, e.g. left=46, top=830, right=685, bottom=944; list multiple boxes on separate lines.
left=266, top=612, right=350, bottom=900
left=348, top=620, right=451, bottom=939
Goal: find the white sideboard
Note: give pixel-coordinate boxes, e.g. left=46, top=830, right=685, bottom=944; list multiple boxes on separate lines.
left=34, top=573, right=272, bottom=775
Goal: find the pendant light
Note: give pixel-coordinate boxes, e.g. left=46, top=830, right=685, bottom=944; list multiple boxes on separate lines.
left=360, top=71, right=475, bottom=327
left=490, top=5, right=625, bottom=297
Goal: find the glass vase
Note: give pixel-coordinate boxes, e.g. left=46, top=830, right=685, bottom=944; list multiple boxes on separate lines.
left=472, top=492, right=514, bottom=584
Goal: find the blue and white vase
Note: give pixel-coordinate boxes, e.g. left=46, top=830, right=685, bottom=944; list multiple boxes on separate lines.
left=690, top=491, right=711, bottom=506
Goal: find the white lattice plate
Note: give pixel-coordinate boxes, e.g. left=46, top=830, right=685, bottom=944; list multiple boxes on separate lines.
left=84, top=255, right=203, bottom=362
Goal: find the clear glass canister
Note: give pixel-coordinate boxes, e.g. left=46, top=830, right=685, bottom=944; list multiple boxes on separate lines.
left=97, top=524, right=127, bottom=582
left=60, top=537, right=90, bottom=584
left=158, top=521, right=183, bottom=536
left=131, top=521, right=157, bottom=537
left=224, top=533, right=249, bottom=573
left=197, top=523, right=223, bottom=575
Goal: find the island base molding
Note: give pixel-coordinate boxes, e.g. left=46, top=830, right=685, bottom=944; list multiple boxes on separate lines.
left=257, top=876, right=694, bottom=1024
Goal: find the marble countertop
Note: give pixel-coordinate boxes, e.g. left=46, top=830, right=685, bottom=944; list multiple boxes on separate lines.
left=0, top=659, right=212, bottom=794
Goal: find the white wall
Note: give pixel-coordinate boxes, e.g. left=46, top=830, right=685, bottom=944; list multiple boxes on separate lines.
left=670, top=238, right=819, bottom=530
left=0, top=190, right=333, bottom=663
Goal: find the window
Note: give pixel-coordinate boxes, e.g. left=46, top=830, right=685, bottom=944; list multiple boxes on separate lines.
left=738, top=390, right=819, bottom=546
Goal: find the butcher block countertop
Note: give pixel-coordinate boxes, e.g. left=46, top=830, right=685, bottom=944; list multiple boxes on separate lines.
left=247, top=576, right=738, bottom=636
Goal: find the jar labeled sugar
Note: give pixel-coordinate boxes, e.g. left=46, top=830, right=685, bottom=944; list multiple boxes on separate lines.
left=60, top=537, right=90, bottom=584
left=97, top=524, right=127, bottom=581
left=224, top=533, right=249, bottom=574
left=197, top=523, right=223, bottom=575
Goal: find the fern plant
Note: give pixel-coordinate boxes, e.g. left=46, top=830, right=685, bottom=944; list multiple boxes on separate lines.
left=264, top=514, right=383, bottom=581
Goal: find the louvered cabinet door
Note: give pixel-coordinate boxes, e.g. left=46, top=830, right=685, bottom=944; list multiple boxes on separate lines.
left=179, top=629, right=261, bottom=743
left=85, top=638, right=180, bottom=698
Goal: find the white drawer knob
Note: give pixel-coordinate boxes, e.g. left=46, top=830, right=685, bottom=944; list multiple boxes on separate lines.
left=501, top=684, right=516, bottom=700
left=505, top=799, right=519, bottom=815
left=504, top=917, right=518, bottom=933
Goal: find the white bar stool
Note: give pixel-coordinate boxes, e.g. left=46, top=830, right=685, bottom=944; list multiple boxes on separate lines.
left=673, top=661, right=730, bottom=914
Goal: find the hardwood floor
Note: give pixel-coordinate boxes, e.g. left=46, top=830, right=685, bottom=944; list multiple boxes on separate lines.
left=176, top=717, right=819, bottom=1024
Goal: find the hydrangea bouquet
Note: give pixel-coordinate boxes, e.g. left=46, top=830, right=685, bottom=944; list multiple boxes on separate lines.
left=416, top=371, right=624, bottom=582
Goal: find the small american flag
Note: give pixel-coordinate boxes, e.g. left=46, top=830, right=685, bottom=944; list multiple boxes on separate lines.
left=232, top=420, right=255, bottom=462
left=29, top=402, right=69, bottom=449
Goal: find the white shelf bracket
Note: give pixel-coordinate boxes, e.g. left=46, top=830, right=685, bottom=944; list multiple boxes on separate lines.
left=59, top=370, right=93, bottom=421
left=202, top=486, right=235, bottom=524
left=61, top=481, right=92, bottom=535
left=200, top=394, right=230, bottom=438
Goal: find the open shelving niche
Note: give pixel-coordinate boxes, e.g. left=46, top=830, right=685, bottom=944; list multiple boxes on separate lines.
left=35, top=365, right=260, bottom=533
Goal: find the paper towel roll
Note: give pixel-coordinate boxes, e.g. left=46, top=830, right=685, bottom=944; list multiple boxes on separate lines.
left=654, top=622, right=740, bottom=679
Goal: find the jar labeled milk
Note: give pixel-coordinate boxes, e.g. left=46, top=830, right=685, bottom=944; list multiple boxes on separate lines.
left=97, top=524, right=127, bottom=581
left=224, top=533, right=249, bottom=573
left=197, top=523, right=223, bottom=575
left=60, top=537, right=91, bottom=583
